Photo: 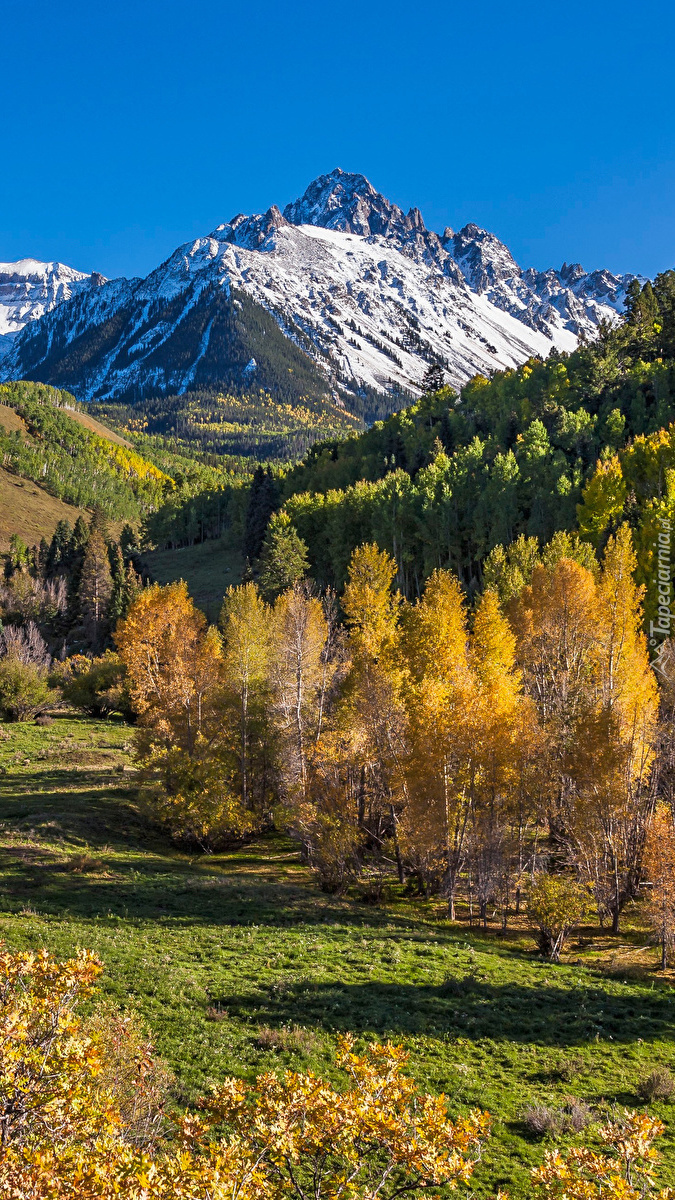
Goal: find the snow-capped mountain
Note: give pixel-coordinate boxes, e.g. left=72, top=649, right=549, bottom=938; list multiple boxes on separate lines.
left=0, top=259, right=105, bottom=357
left=0, top=170, right=636, bottom=410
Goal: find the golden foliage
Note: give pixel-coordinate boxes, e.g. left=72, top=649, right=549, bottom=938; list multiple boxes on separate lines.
left=0, top=946, right=491, bottom=1200
left=532, top=1109, right=673, bottom=1200
left=116, top=581, right=224, bottom=753
left=643, top=806, right=675, bottom=968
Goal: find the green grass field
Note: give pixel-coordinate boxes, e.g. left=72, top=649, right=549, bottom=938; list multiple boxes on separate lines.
left=141, top=529, right=243, bottom=621
left=0, top=714, right=674, bottom=1196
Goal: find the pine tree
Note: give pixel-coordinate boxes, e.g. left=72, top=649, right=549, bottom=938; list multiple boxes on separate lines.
left=79, top=529, right=113, bottom=647
left=119, top=523, right=139, bottom=562
left=46, top=520, right=73, bottom=577
left=257, top=512, right=309, bottom=602
left=654, top=269, right=675, bottom=359
left=422, top=363, right=446, bottom=394
left=244, top=466, right=280, bottom=563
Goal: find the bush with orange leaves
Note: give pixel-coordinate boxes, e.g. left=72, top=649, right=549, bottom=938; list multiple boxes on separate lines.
left=0, top=943, right=491, bottom=1200
left=532, top=1108, right=675, bottom=1200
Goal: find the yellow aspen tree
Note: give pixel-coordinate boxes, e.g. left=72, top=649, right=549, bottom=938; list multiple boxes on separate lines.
left=342, top=542, right=400, bottom=661
left=115, top=581, right=223, bottom=754
left=115, top=583, right=248, bottom=849
left=469, top=590, right=527, bottom=928
left=401, top=569, right=473, bottom=909
left=509, top=558, right=601, bottom=847
left=643, top=806, right=675, bottom=969
left=220, top=582, right=271, bottom=810
left=269, top=583, right=331, bottom=805
left=576, top=454, right=627, bottom=546
left=574, top=525, right=659, bottom=932
left=340, top=544, right=408, bottom=883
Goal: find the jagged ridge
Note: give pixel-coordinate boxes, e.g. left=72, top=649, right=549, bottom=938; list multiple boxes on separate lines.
left=0, top=169, right=637, bottom=411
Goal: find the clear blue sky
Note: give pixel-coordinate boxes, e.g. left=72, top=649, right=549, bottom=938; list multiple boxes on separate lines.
left=2, top=0, right=674, bottom=281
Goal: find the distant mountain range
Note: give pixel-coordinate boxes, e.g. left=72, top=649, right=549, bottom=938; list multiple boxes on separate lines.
left=0, top=259, right=105, bottom=358
left=0, top=170, right=638, bottom=415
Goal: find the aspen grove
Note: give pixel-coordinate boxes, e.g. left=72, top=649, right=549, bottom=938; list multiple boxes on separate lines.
left=115, top=522, right=666, bottom=938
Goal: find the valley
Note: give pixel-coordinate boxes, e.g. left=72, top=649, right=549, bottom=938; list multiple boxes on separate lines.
left=0, top=714, right=674, bottom=1199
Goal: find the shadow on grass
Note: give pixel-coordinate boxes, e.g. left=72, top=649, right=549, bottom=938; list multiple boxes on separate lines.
left=213, top=977, right=675, bottom=1047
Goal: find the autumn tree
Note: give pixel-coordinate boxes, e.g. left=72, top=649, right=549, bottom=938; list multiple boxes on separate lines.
left=511, top=532, right=658, bottom=933
left=115, top=582, right=251, bottom=848
left=400, top=569, right=473, bottom=906
left=340, top=544, right=408, bottom=884
left=643, top=806, right=675, bottom=969
left=572, top=527, right=659, bottom=931
left=510, top=556, right=603, bottom=849
left=220, top=582, right=272, bottom=814
left=116, top=581, right=222, bottom=754
left=527, top=873, right=588, bottom=960
left=269, top=582, right=333, bottom=807
left=468, top=590, right=533, bottom=928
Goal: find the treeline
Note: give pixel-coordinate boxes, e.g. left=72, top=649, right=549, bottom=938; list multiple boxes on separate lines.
left=0, top=381, right=172, bottom=520
left=93, top=385, right=363, bottom=462
left=0, top=517, right=143, bottom=719
left=115, top=526, right=675, bottom=945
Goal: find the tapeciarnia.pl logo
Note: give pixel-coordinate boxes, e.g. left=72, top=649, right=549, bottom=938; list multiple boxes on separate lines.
left=650, top=517, right=673, bottom=679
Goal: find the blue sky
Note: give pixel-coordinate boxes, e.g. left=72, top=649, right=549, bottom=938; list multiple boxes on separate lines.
left=2, top=0, right=674, bottom=281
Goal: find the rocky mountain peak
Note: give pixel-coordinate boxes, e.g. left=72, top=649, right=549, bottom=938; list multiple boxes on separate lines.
left=450, top=223, right=521, bottom=291
left=560, top=262, right=586, bottom=283
left=283, top=168, right=429, bottom=241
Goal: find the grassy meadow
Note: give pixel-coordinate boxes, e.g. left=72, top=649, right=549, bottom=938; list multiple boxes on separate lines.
left=0, top=714, right=674, bottom=1196
left=141, top=529, right=244, bottom=621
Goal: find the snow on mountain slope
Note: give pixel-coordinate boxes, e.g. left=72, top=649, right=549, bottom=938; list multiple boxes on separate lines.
left=0, top=170, right=637, bottom=406
left=0, top=259, right=106, bottom=358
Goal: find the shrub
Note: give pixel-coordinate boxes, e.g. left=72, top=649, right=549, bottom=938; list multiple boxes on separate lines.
left=638, top=1067, right=675, bottom=1102
left=0, top=659, right=51, bottom=721
left=557, top=1055, right=585, bottom=1082
left=84, top=1002, right=174, bottom=1148
left=255, top=1024, right=320, bottom=1054
left=54, top=651, right=132, bottom=719
left=523, top=1104, right=562, bottom=1136
left=532, top=1109, right=667, bottom=1198
left=523, top=1099, right=592, bottom=1137
left=562, top=1098, right=592, bottom=1132
left=527, top=874, right=589, bottom=960
left=0, top=945, right=494, bottom=1199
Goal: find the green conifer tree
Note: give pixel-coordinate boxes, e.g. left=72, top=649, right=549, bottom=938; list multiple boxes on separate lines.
left=257, top=512, right=310, bottom=602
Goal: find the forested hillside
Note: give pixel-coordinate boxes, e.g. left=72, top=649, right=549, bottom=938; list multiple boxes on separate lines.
left=273, top=273, right=675, bottom=593
left=0, top=381, right=171, bottom=521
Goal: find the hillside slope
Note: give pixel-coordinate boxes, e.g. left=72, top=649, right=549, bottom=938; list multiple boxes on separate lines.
left=0, top=465, right=88, bottom=549
left=0, top=380, right=172, bottom=522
